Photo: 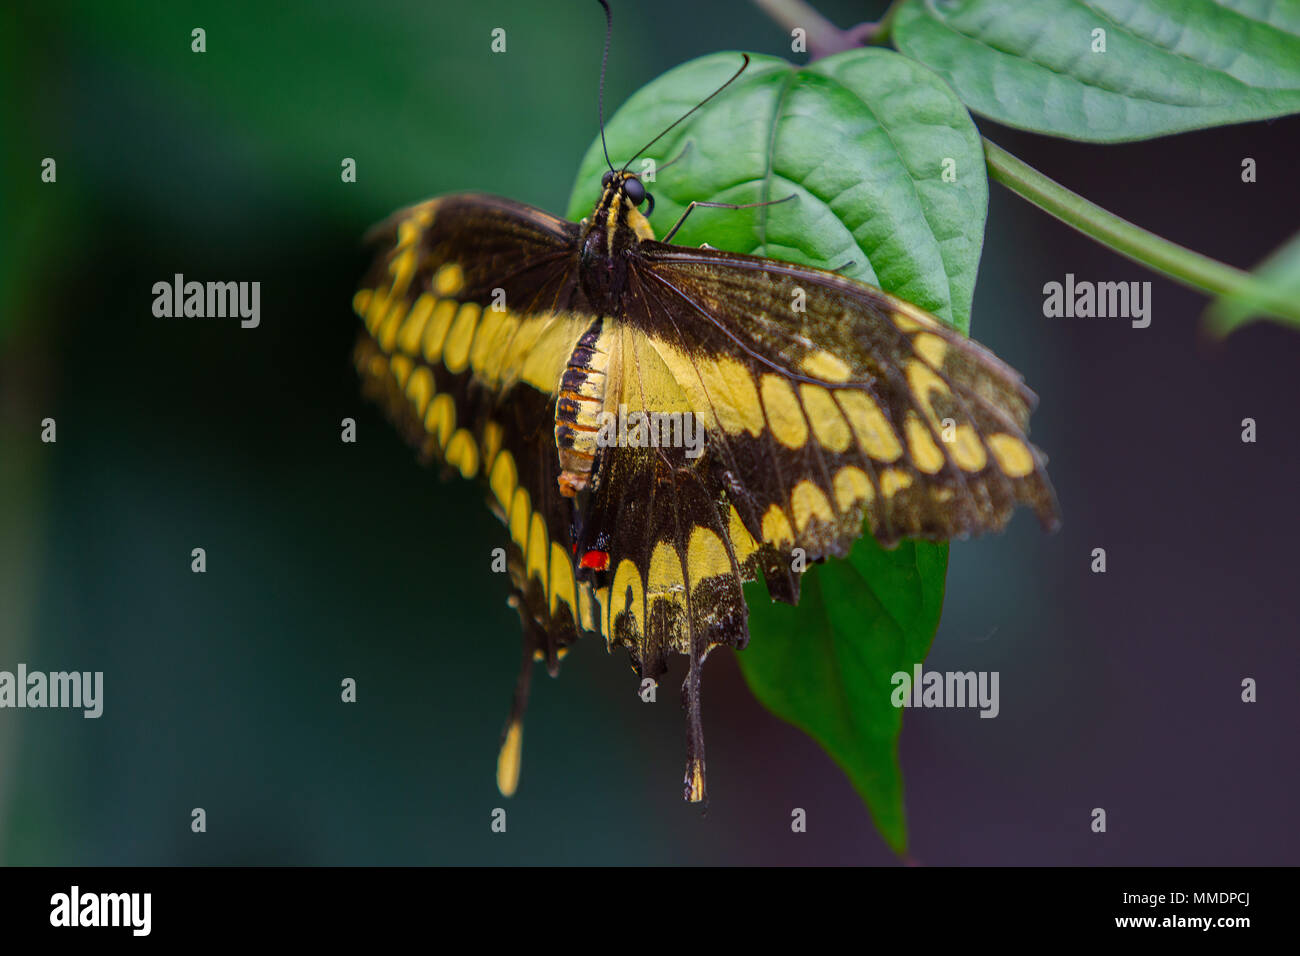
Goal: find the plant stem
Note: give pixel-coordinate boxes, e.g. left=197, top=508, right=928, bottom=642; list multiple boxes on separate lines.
left=751, top=0, right=1296, bottom=324
left=751, top=0, right=901, bottom=57
left=750, top=0, right=849, bottom=58
left=984, top=140, right=1299, bottom=321
left=868, top=0, right=906, bottom=45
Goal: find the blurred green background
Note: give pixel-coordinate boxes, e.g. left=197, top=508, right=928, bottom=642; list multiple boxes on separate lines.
left=3, top=0, right=1298, bottom=865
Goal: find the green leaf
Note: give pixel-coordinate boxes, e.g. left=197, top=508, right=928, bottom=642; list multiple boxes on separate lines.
left=893, top=0, right=1300, bottom=142
left=566, top=48, right=986, bottom=851
left=1205, top=230, right=1300, bottom=336
left=567, top=48, right=988, bottom=332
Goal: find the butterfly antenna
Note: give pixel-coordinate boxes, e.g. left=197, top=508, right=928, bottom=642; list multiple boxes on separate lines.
left=621, top=54, right=750, bottom=172
left=597, top=0, right=616, bottom=174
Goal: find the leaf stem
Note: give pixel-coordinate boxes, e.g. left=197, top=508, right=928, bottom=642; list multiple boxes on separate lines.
left=983, top=139, right=1299, bottom=321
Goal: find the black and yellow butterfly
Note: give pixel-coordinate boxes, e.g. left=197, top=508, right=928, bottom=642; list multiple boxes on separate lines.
left=353, top=26, right=1058, bottom=804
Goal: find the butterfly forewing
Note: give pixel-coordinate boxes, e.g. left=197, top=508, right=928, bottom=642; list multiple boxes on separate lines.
left=354, top=198, right=597, bottom=673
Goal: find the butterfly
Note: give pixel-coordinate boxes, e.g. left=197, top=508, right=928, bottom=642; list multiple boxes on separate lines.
left=353, top=12, right=1058, bottom=805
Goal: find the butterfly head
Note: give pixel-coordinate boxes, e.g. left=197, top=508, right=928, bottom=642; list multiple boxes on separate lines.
left=578, top=169, right=657, bottom=311
left=582, top=169, right=657, bottom=265
left=600, top=169, right=654, bottom=218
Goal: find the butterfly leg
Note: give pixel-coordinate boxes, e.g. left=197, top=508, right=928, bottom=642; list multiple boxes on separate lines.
left=662, top=194, right=797, bottom=243
left=496, top=590, right=542, bottom=798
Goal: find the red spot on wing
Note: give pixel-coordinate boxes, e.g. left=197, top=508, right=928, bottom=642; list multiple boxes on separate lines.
left=579, top=549, right=609, bottom=571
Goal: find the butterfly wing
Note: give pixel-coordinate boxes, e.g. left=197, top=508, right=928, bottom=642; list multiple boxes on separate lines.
left=626, top=241, right=1059, bottom=557
left=354, top=195, right=609, bottom=793
left=354, top=193, right=1060, bottom=805
left=560, top=241, right=1059, bottom=801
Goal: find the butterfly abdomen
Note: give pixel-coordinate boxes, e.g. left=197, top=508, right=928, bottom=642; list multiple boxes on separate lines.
left=555, top=316, right=610, bottom=498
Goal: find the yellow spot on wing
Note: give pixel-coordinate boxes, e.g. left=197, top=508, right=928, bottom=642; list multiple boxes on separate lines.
left=988, top=433, right=1035, bottom=477
left=433, top=262, right=465, bottom=297
left=906, top=360, right=951, bottom=428
left=760, top=374, right=808, bottom=449
left=527, top=513, right=549, bottom=589
left=913, top=332, right=948, bottom=368
left=880, top=468, right=913, bottom=497
left=496, top=720, right=522, bottom=797
left=378, top=300, right=408, bottom=352
left=950, top=425, right=988, bottom=472
left=799, top=384, right=851, bottom=453
left=481, top=421, right=504, bottom=471
left=396, top=218, right=422, bottom=250
left=489, top=450, right=517, bottom=510
left=404, top=366, right=434, bottom=417
left=389, top=354, right=413, bottom=390
left=648, top=541, right=685, bottom=603
left=727, top=506, right=758, bottom=565
left=422, top=299, right=458, bottom=363
left=761, top=505, right=794, bottom=549
left=397, top=294, right=436, bottom=355
left=687, top=527, right=731, bottom=587
left=411, top=204, right=435, bottom=229
left=837, top=391, right=902, bottom=462
left=705, top=356, right=764, bottom=437
left=443, top=303, right=481, bottom=373
left=892, top=303, right=940, bottom=333
left=611, top=558, right=645, bottom=639
left=389, top=247, right=418, bottom=298
left=905, top=413, right=946, bottom=474
left=791, top=479, right=834, bottom=531
left=833, top=466, right=874, bottom=512
left=352, top=289, right=373, bottom=318
left=578, top=586, right=599, bottom=636
left=509, top=487, right=530, bottom=550
left=364, top=289, right=390, bottom=334
left=549, top=542, right=576, bottom=616
left=801, top=350, right=852, bottom=383
left=445, top=429, right=479, bottom=478
left=425, top=393, right=455, bottom=447
left=468, top=305, right=507, bottom=377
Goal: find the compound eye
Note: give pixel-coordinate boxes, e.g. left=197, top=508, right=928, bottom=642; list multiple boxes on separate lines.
left=601, top=170, right=615, bottom=187
left=624, top=177, right=646, bottom=204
